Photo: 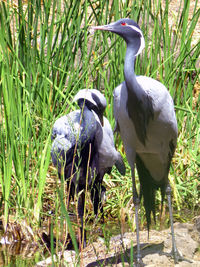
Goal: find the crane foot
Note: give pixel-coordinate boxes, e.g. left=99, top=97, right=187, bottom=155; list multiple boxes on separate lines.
left=172, top=249, right=192, bottom=264
left=134, top=255, right=145, bottom=267
left=161, top=249, right=192, bottom=264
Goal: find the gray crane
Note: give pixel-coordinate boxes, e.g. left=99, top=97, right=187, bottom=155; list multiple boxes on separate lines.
left=51, top=88, right=125, bottom=246
left=92, top=18, right=186, bottom=265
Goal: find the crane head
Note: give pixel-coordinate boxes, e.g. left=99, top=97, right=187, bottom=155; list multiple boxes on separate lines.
left=92, top=18, right=145, bottom=56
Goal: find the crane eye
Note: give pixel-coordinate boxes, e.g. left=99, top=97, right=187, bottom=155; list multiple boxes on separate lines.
left=121, top=22, right=127, bottom=26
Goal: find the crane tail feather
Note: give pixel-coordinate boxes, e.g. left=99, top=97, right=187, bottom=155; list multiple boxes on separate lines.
left=136, top=154, right=166, bottom=233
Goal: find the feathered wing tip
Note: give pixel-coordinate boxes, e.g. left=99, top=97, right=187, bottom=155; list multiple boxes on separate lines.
left=136, top=154, right=166, bottom=235
left=115, top=152, right=126, bottom=175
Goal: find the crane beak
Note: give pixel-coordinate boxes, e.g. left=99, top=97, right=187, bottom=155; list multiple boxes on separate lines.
left=91, top=25, right=109, bottom=31
left=91, top=24, right=113, bottom=32
left=91, top=23, right=118, bottom=35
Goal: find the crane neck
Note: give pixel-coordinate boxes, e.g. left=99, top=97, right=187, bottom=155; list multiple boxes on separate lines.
left=78, top=99, right=89, bottom=113
left=123, top=44, right=154, bottom=145
left=124, top=45, right=144, bottom=100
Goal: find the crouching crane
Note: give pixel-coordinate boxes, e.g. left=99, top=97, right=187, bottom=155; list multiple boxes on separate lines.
left=73, top=89, right=126, bottom=218
left=92, top=18, right=188, bottom=265
left=51, top=89, right=125, bottom=247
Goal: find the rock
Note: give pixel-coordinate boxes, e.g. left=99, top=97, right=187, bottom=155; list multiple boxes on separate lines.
left=164, top=223, right=198, bottom=258
left=35, top=223, right=200, bottom=266
left=143, top=253, right=171, bottom=267
left=193, top=216, right=200, bottom=242
left=194, top=216, right=200, bottom=233
left=35, top=250, right=76, bottom=266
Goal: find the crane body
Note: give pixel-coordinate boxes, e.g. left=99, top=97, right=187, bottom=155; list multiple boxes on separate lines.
left=114, top=76, right=177, bottom=184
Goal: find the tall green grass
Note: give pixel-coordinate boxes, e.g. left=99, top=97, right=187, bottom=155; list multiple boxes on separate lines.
left=0, top=0, right=199, bottom=263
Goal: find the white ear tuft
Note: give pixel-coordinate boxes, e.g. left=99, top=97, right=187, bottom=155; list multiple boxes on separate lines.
left=127, top=25, right=145, bottom=56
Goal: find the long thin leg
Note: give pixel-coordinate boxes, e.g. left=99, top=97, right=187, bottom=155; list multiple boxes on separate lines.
left=166, top=184, right=191, bottom=263
left=131, top=169, right=144, bottom=267
left=78, top=190, right=86, bottom=249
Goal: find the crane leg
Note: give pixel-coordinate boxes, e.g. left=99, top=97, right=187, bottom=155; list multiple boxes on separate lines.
left=166, top=184, right=191, bottom=263
left=78, top=190, right=86, bottom=249
left=131, top=169, right=144, bottom=267
left=91, top=177, right=105, bottom=222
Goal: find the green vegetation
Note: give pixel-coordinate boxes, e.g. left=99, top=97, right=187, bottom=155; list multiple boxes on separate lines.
left=0, top=0, right=199, bottom=264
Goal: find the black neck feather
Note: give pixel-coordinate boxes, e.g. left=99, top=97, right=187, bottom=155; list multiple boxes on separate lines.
left=124, top=45, right=154, bottom=145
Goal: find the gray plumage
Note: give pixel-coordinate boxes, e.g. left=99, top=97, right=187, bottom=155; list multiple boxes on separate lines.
left=51, top=109, right=97, bottom=176
left=93, top=18, right=187, bottom=265
left=94, top=114, right=125, bottom=177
